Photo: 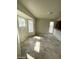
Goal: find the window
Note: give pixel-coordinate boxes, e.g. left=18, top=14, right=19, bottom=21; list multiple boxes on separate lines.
left=18, top=16, right=26, bottom=27
left=28, top=20, right=33, bottom=32
left=49, top=22, right=54, bottom=33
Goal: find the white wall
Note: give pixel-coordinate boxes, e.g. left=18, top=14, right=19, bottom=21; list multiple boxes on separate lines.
left=53, top=29, right=61, bottom=41
left=17, top=14, right=36, bottom=42
left=17, top=1, right=36, bottom=42
left=36, top=19, right=55, bottom=34
left=17, top=0, right=35, bottom=19
left=17, top=30, right=21, bottom=57
left=36, top=19, right=61, bottom=41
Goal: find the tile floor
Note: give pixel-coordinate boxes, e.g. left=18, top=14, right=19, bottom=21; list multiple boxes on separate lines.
left=21, top=35, right=61, bottom=59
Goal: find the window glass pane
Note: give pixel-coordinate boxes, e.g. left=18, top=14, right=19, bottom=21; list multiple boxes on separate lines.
left=49, top=22, right=54, bottom=33
left=18, top=16, right=26, bottom=27
left=28, top=20, right=33, bottom=32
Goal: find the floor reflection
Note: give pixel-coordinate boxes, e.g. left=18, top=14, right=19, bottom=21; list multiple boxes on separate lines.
left=33, top=36, right=41, bottom=40
left=34, top=41, right=40, bottom=53
left=26, top=53, right=35, bottom=59
left=21, top=35, right=61, bottom=59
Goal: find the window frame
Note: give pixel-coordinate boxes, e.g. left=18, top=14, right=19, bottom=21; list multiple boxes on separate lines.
left=18, top=16, right=26, bottom=28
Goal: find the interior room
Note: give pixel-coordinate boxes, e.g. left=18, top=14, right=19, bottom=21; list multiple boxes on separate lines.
left=17, top=0, right=61, bottom=59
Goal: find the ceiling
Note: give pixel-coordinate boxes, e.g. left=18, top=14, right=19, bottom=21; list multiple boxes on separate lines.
left=18, top=0, right=61, bottom=19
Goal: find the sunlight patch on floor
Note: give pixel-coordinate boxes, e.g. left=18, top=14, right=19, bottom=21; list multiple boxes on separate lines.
left=26, top=53, right=35, bottom=59
left=34, top=41, right=40, bottom=53
left=33, top=36, right=41, bottom=40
